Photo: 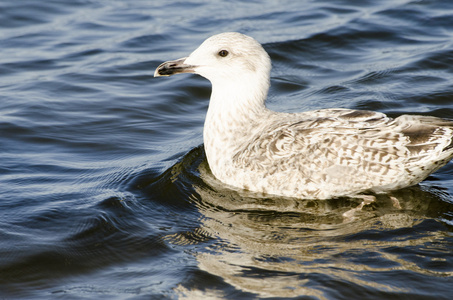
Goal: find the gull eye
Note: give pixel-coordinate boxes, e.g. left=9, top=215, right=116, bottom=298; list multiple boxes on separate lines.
left=218, top=50, right=229, bottom=57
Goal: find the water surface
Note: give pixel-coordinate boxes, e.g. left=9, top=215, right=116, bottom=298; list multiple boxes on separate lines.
left=1, top=0, right=453, bottom=299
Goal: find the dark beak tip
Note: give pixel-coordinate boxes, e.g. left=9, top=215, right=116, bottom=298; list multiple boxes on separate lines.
left=154, top=62, right=171, bottom=77
left=154, top=57, right=192, bottom=78
left=154, top=67, right=170, bottom=77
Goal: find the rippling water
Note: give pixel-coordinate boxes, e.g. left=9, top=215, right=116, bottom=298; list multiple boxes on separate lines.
left=1, top=0, right=453, bottom=299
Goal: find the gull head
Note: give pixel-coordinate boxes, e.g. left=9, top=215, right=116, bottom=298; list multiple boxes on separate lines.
left=154, top=32, right=271, bottom=85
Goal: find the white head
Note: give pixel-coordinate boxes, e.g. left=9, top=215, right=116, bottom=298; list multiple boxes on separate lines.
left=155, top=32, right=271, bottom=89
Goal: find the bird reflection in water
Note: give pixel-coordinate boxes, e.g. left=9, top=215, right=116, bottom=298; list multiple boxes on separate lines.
left=161, top=155, right=453, bottom=299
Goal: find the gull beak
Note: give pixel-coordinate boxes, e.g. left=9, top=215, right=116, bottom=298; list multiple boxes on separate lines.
left=154, top=57, right=195, bottom=77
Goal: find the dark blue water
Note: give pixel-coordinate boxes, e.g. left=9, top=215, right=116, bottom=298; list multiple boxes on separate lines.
left=1, top=0, right=453, bottom=299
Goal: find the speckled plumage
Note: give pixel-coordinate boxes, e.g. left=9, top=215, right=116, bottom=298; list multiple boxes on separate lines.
left=155, top=32, right=453, bottom=199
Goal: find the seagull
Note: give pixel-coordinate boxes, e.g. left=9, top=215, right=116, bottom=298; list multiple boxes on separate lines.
left=154, top=32, right=453, bottom=200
